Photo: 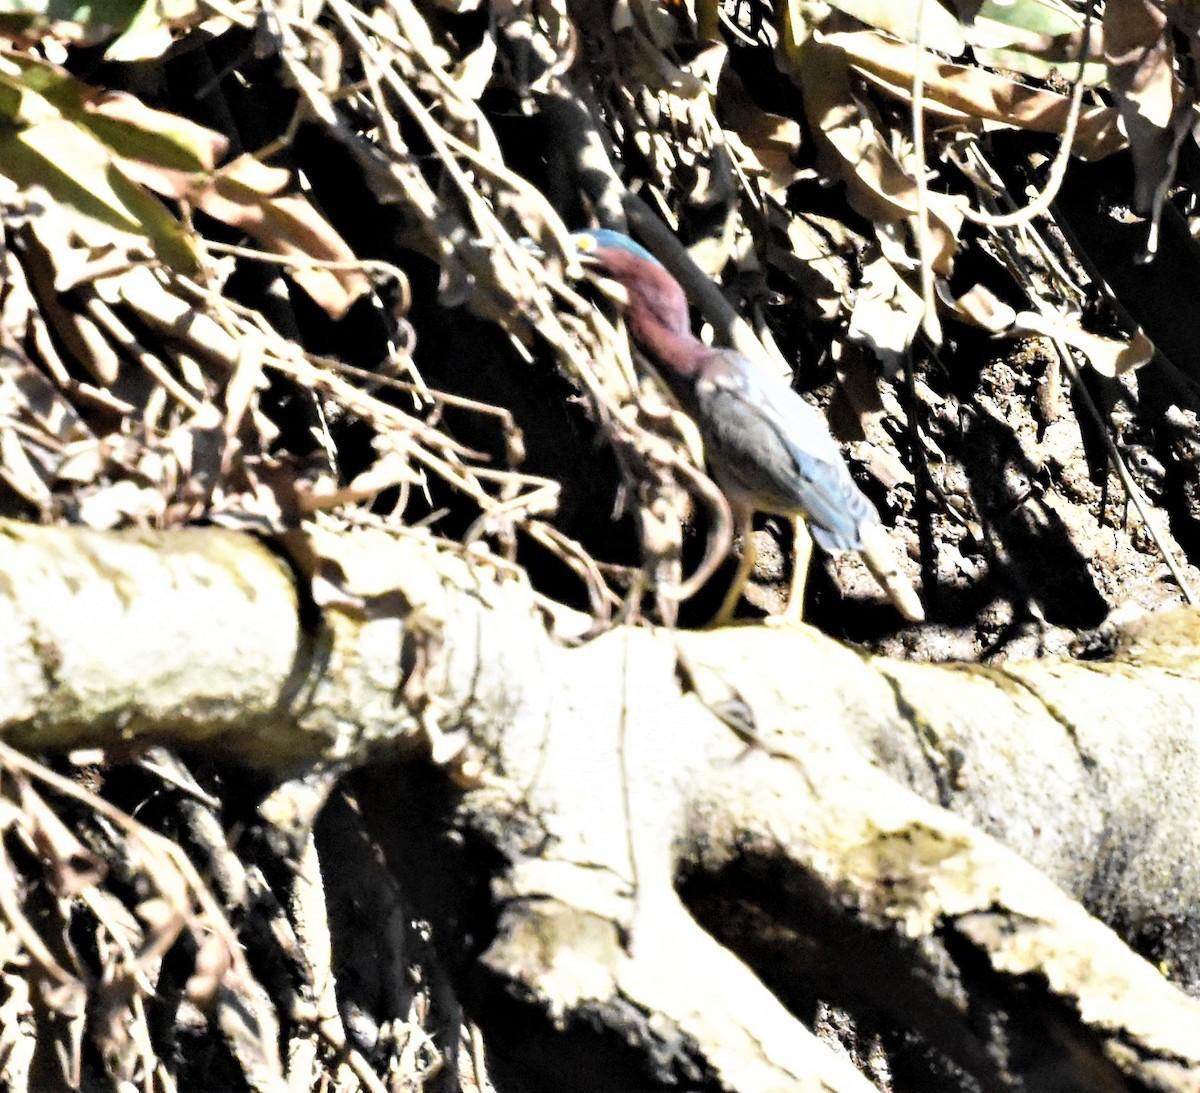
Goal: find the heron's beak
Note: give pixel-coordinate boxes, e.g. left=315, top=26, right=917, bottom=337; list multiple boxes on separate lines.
left=516, top=236, right=546, bottom=259
left=515, top=234, right=588, bottom=281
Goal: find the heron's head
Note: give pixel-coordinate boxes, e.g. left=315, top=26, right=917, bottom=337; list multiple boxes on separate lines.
left=570, top=229, right=692, bottom=345
left=572, top=229, right=663, bottom=271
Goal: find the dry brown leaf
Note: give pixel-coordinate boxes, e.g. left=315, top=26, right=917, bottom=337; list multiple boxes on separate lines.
left=1104, top=0, right=1191, bottom=237
left=1013, top=310, right=1154, bottom=377
left=298, top=445, right=421, bottom=512
left=20, top=220, right=125, bottom=385
left=856, top=439, right=915, bottom=489
left=451, top=32, right=497, bottom=100
left=824, top=29, right=1126, bottom=161
left=208, top=455, right=308, bottom=532
left=9, top=368, right=81, bottom=441
left=766, top=203, right=856, bottom=320
left=799, top=35, right=962, bottom=260
left=2, top=358, right=92, bottom=474
left=221, top=336, right=267, bottom=453
left=160, top=405, right=226, bottom=520
left=831, top=341, right=893, bottom=443
left=187, top=155, right=370, bottom=319
left=115, top=266, right=241, bottom=379
left=616, top=0, right=683, bottom=51
left=17, top=779, right=105, bottom=898
left=86, top=90, right=229, bottom=200
left=56, top=440, right=108, bottom=485
left=0, top=427, right=52, bottom=507
left=938, top=282, right=1018, bottom=333
left=847, top=254, right=924, bottom=370
left=719, top=67, right=802, bottom=199
left=186, top=929, right=232, bottom=1010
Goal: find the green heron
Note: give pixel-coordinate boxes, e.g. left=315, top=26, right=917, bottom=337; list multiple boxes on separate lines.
left=574, top=228, right=924, bottom=624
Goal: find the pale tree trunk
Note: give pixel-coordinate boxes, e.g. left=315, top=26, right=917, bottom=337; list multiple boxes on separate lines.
left=1, top=519, right=1199, bottom=1091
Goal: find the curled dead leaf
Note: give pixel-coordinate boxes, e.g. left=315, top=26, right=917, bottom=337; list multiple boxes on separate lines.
left=187, top=155, right=371, bottom=319
left=847, top=255, right=924, bottom=371
left=1013, top=310, right=1154, bottom=376
left=825, top=29, right=1125, bottom=161
left=938, top=282, right=1018, bottom=333
left=1104, top=0, right=1191, bottom=252
left=185, top=929, right=232, bottom=1010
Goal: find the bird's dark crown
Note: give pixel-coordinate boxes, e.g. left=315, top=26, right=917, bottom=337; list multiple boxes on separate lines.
left=573, top=229, right=662, bottom=268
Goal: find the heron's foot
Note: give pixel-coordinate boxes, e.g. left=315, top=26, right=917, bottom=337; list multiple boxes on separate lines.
left=779, top=588, right=806, bottom=627
left=762, top=610, right=809, bottom=630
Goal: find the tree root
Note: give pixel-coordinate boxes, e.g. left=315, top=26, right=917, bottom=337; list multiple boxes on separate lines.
left=1, top=520, right=1199, bottom=1089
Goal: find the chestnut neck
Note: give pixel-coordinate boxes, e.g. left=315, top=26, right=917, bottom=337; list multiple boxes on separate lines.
left=593, top=245, right=710, bottom=380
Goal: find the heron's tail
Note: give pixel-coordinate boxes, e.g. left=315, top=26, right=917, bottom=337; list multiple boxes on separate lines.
left=858, top=521, right=925, bottom=623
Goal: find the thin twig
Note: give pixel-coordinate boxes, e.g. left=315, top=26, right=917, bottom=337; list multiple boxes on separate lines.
left=201, top=239, right=412, bottom=311
left=85, top=297, right=205, bottom=413
left=911, top=0, right=940, bottom=345
left=958, top=3, right=1094, bottom=230
left=1049, top=333, right=1198, bottom=604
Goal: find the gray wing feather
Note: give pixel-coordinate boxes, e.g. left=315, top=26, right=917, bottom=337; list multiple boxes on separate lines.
left=691, top=353, right=878, bottom=551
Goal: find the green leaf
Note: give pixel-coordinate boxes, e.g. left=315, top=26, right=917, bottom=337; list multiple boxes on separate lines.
left=0, top=52, right=223, bottom=173
left=0, top=115, right=198, bottom=270
left=825, top=0, right=966, bottom=54
left=105, top=0, right=199, bottom=61
left=0, top=0, right=148, bottom=47
left=0, top=51, right=226, bottom=270
left=974, top=0, right=1080, bottom=40
left=964, top=0, right=1106, bottom=84
left=972, top=45, right=1106, bottom=84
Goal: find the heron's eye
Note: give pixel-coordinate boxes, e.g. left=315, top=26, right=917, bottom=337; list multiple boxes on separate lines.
left=576, top=236, right=597, bottom=253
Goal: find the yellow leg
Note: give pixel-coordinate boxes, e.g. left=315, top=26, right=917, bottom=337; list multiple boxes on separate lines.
left=710, top=510, right=755, bottom=628
left=782, top=518, right=813, bottom=625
